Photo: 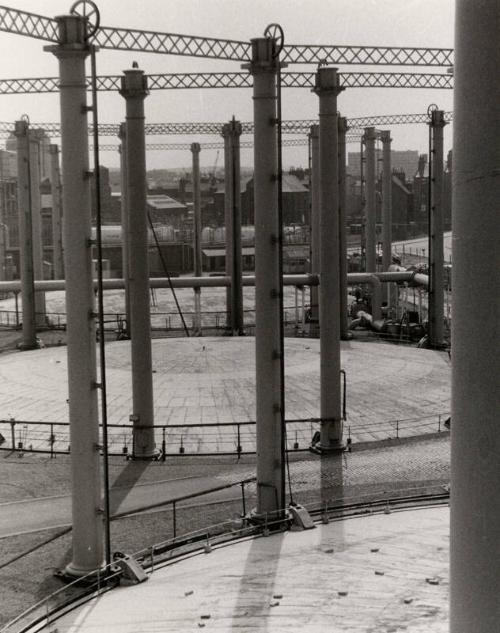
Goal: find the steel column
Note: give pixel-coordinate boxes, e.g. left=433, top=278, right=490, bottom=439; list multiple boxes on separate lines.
left=364, top=126, right=377, bottom=273
left=313, top=68, right=344, bottom=450
left=118, top=122, right=130, bottom=337
left=338, top=116, right=349, bottom=340
left=450, top=1, right=500, bottom=631
left=222, top=119, right=243, bottom=334
left=428, top=110, right=446, bottom=348
left=47, top=15, right=103, bottom=577
left=309, top=124, right=320, bottom=332
left=14, top=120, right=37, bottom=350
left=120, top=67, right=156, bottom=458
left=246, top=38, right=284, bottom=515
left=49, top=144, right=63, bottom=279
left=29, top=130, right=46, bottom=324
left=381, top=130, right=393, bottom=308
left=191, top=142, right=202, bottom=333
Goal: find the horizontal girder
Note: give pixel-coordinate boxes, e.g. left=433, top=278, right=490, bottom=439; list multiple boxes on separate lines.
left=0, top=5, right=454, bottom=67
left=0, top=71, right=453, bottom=95
left=0, top=112, right=454, bottom=140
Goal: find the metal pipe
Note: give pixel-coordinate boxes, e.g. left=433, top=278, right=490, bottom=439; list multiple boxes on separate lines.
left=313, top=67, right=344, bottom=451
left=428, top=110, right=446, bottom=348
left=46, top=14, right=103, bottom=577
left=246, top=37, right=284, bottom=515
left=120, top=67, right=156, bottom=459
left=14, top=120, right=37, bottom=350
left=364, top=126, right=377, bottom=273
left=49, top=144, right=63, bottom=280
left=347, top=273, right=382, bottom=320
left=451, top=1, right=500, bottom=630
left=338, top=116, right=349, bottom=339
left=0, top=271, right=428, bottom=293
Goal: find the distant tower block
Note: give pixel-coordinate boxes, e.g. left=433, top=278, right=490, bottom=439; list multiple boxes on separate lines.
left=120, top=67, right=156, bottom=459
left=47, top=13, right=103, bottom=577
left=313, top=67, right=344, bottom=451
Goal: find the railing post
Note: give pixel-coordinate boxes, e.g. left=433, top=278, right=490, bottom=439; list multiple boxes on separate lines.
left=241, top=481, right=247, bottom=517
left=10, top=418, right=15, bottom=451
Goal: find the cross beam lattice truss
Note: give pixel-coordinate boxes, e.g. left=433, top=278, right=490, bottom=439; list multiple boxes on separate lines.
left=0, top=72, right=453, bottom=95
left=0, top=112, right=454, bottom=140
left=95, top=139, right=322, bottom=152
left=0, top=5, right=454, bottom=67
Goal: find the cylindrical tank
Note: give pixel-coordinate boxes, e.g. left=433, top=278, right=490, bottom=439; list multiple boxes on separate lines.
left=241, top=226, right=255, bottom=242
left=201, top=227, right=214, bottom=243
left=154, top=225, right=175, bottom=242
left=214, top=227, right=225, bottom=243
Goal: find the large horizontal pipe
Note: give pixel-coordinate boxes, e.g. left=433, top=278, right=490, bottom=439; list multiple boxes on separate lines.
left=0, top=271, right=428, bottom=293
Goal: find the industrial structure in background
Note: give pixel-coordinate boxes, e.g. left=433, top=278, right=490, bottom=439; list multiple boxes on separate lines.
left=0, top=1, right=498, bottom=632
left=0, top=139, right=452, bottom=280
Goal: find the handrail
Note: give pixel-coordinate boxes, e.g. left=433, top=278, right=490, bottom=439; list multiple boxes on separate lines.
left=0, top=483, right=449, bottom=633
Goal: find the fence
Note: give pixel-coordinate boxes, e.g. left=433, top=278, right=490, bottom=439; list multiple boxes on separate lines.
left=0, top=480, right=448, bottom=633
left=0, top=305, right=308, bottom=335
left=0, top=412, right=450, bottom=458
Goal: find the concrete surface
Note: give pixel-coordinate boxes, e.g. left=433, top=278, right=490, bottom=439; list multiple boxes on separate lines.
left=48, top=505, right=450, bottom=632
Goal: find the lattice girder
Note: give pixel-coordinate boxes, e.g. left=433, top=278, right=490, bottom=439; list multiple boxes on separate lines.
left=0, top=71, right=453, bottom=95
left=0, top=5, right=454, bottom=67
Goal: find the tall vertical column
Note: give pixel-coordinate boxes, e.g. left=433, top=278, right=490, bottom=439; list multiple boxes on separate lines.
left=245, top=38, right=284, bottom=515
left=381, top=130, right=393, bottom=308
left=120, top=67, right=156, bottom=459
left=191, top=142, right=202, bottom=333
left=451, top=2, right=500, bottom=631
left=222, top=125, right=232, bottom=328
left=338, top=116, right=349, bottom=340
left=428, top=110, right=446, bottom=348
left=222, top=119, right=243, bottom=334
left=381, top=131, right=392, bottom=270
left=313, top=68, right=344, bottom=451
left=14, top=120, right=37, bottom=350
left=29, top=130, right=46, bottom=323
left=364, top=127, right=377, bottom=273
left=47, top=15, right=102, bottom=576
left=49, top=144, right=64, bottom=279
left=309, top=124, right=320, bottom=332
left=118, top=123, right=130, bottom=337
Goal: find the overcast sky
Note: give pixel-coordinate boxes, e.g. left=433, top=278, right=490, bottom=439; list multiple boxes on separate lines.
left=1, top=0, right=455, bottom=171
